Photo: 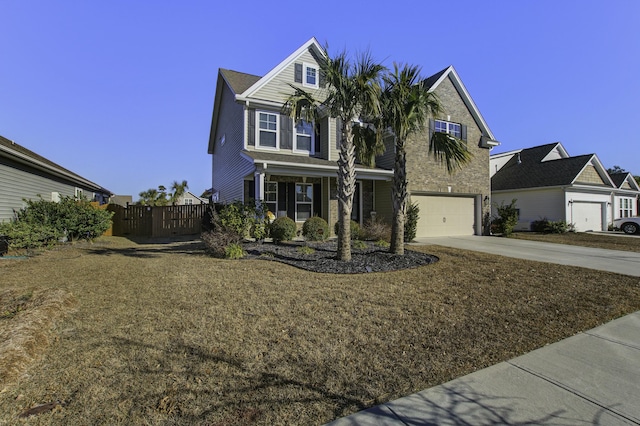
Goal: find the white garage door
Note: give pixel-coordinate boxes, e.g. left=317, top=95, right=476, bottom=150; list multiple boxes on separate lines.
left=412, top=195, right=475, bottom=237
left=572, top=202, right=603, bottom=232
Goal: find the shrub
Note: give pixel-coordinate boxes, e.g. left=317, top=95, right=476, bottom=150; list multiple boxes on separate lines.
left=493, top=199, right=519, bottom=237
left=334, top=220, right=361, bottom=240
left=352, top=240, right=367, bottom=250
left=201, top=228, right=242, bottom=258
left=270, top=216, right=297, bottom=243
left=361, top=217, right=391, bottom=242
left=404, top=202, right=420, bottom=242
left=224, top=243, right=246, bottom=259
left=302, top=217, right=329, bottom=241
left=530, top=218, right=549, bottom=233
left=530, top=218, right=575, bottom=234
left=296, top=245, right=315, bottom=255
left=0, top=220, right=61, bottom=251
left=14, top=196, right=113, bottom=241
left=374, top=239, right=390, bottom=248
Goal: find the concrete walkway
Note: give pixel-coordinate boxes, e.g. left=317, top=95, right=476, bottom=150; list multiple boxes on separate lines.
left=326, top=312, right=640, bottom=425
left=326, top=237, right=640, bottom=425
left=412, top=235, right=640, bottom=277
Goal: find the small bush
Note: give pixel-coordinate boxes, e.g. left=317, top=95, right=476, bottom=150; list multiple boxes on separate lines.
left=374, top=239, right=390, bottom=248
left=302, top=217, right=329, bottom=241
left=0, top=220, right=61, bottom=251
left=530, top=218, right=575, bottom=234
left=361, top=217, right=391, bottom=242
left=201, top=228, right=242, bottom=258
left=352, top=240, right=367, bottom=250
left=493, top=199, right=519, bottom=237
left=270, top=216, right=297, bottom=243
left=530, top=218, right=549, bottom=233
left=404, top=202, right=420, bottom=242
left=334, top=220, right=361, bottom=240
left=224, top=243, right=246, bottom=259
left=296, top=246, right=315, bottom=255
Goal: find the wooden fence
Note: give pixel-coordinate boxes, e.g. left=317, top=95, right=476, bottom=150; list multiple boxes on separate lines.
left=108, top=204, right=208, bottom=238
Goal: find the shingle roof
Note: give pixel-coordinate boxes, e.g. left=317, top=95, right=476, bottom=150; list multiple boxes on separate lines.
left=220, top=69, right=261, bottom=94
left=0, top=135, right=111, bottom=194
left=609, top=172, right=629, bottom=188
left=491, top=144, right=603, bottom=191
left=423, top=67, right=449, bottom=90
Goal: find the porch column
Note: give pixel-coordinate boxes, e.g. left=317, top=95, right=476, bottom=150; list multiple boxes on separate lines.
left=254, top=171, right=265, bottom=202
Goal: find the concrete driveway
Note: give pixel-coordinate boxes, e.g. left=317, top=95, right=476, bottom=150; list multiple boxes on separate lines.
left=412, top=235, right=640, bottom=277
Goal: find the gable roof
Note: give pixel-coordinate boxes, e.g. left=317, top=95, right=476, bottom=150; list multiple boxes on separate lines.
left=609, top=172, right=640, bottom=191
left=219, top=69, right=261, bottom=95
left=491, top=142, right=613, bottom=191
left=425, top=66, right=498, bottom=145
left=0, top=135, right=111, bottom=194
left=237, top=37, right=325, bottom=101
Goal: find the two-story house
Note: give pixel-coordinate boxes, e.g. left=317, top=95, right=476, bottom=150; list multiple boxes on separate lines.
left=208, top=37, right=498, bottom=237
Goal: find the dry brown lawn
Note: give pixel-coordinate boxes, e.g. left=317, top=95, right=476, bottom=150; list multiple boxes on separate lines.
left=0, top=235, right=639, bottom=425
left=513, top=231, right=640, bottom=252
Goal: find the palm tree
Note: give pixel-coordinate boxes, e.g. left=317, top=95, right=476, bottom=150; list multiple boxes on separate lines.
left=170, top=180, right=189, bottom=205
left=381, top=64, right=471, bottom=254
left=283, top=49, right=384, bottom=261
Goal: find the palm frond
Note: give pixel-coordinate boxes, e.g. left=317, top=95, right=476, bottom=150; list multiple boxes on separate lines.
left=428, top=132, right=473, bottom=173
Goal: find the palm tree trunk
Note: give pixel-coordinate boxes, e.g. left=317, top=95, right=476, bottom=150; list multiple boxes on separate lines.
left=390, top=141, right=408, bottom=255
left=336, top=124, right=355, bottom=261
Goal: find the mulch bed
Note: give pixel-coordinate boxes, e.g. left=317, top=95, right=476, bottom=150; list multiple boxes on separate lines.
left=243, top=240, right=438, bottom=274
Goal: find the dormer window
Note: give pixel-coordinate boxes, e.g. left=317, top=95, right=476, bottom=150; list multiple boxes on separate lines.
left=435, top=119, right=461, bottom=138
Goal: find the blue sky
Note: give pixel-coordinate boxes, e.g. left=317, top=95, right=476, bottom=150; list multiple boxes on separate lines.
left=1, top=1, right=638, bottom=198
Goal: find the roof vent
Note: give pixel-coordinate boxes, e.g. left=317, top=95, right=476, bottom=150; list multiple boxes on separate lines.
left=517, top=153, right=522, bottom=164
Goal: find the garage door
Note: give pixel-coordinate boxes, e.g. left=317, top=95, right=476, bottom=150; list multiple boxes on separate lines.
left=412, top=195, right=475, bottom=237
left=572, top=202, right=603, bottom=232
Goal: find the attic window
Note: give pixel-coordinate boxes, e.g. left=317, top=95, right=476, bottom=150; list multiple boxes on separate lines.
left=435, top=119, right=461, bottom=138
left=305, top=64, right=317, bottom=88
left=295, top=63, right=319, bottom=88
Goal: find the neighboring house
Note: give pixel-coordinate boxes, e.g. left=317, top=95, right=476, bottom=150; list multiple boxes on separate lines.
left=0, top=135, right=112, bottom=222
left=110, top=195, right=133, bottom=207
left=609, top=172, right=640, bottom=219
left=208, top=37, right=498, bottom=237
left=490, top=142, right=640, bottom=232
left=176, top=191, right=209, bottom=205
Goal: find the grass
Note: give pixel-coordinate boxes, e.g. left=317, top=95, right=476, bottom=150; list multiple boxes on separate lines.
left=513, top=231, right=640, bottom=252
left=0, top=235, right=638, bottom=424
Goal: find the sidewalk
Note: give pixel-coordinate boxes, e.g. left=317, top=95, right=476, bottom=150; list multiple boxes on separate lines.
left=326, top=311, right=640, bottom=425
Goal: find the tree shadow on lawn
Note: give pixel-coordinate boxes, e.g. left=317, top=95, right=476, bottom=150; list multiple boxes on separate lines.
left=57, top=336, right=606, bottom=425
left=82, top=239, right=206, bottom=259
left=102, top=336, right=369, bottom=424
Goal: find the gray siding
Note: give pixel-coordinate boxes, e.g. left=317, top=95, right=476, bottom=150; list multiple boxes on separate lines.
left=212, top=82, right=254, bottom=202
left=1, top=157, right=81, bottom=222
left=375, top=134, right=395, bottom=170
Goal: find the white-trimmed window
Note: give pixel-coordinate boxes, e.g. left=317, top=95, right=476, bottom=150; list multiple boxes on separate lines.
left=620, top=198, right=634, bottom=218
left=257, top=111, right=279, bottom=149
left=295, top=183, right=313, bottom=222
left=435, top=119, right=461, bottom=138
left=294, top=120, right=315, bottom=153
left=303, top=63, right=318, bottom=88
left=184, top=198, right=193, bottom=205
left=265, top=181, right=278, bottom=215
left=75, top=188, right=84, bottom=199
